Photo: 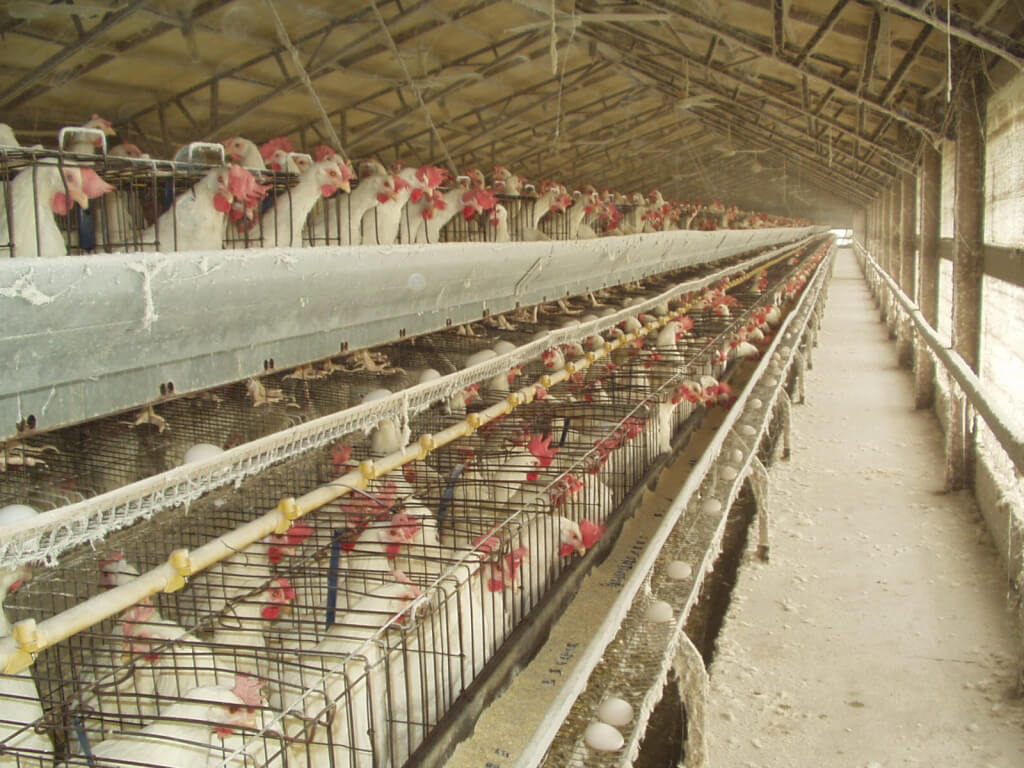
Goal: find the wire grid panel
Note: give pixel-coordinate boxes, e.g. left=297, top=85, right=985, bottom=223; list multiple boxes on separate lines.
left=0, top=237, right=818, bottom=569
left=538, top=248, right=835, bottom=767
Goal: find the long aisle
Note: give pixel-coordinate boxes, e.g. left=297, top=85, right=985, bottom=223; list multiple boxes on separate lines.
left=707, top=248, right=1024, bottom=767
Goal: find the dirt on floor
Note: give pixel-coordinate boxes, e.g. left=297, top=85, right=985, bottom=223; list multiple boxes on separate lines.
left=707, top=249, right=1024, bottom=768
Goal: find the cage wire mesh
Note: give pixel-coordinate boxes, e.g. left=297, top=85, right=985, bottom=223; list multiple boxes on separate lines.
left=0, top=239, right=829, bottom=768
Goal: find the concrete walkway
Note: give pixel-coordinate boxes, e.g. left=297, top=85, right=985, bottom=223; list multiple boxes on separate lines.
left=707, top=249, right=1024, bottom=768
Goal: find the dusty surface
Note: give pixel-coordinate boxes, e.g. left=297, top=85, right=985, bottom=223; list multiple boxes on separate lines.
left=708, top=249, right=1024, bottom=767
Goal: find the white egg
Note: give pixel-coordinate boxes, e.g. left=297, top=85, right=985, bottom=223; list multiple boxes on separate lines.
left=183, top=443, right=225, bottom=464
left=418, top=368, right=442, bottom=383
left=598, top=697, right=634, bottom=727
left=701, top=498, right=722, bottom=515
left=584, top=722, right=624, bottom=752
left=720, top=465, right=738, bottom=480
left=492, top=340, right=517, bottom=356
left=666, top=560, right=693, bottom=580
left=645, top=600, right=673, bottom=623
left=739, top=424, right=758, bottom=437
left=749, top=397, right=763, bottom=409
left=764, top=377, right=778, bottom=387
left=729, top=448, right=744, bottom=463
left=0, top=503, right=39, bottom=525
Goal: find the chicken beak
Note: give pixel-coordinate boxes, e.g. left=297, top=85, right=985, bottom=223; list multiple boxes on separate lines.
left=575, top=544, right=587, bottom=556
left=72, top=187, right=90, bottom=209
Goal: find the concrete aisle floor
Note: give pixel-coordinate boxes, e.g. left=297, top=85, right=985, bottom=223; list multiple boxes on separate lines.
left=707, top=249, right=1024, bottom=768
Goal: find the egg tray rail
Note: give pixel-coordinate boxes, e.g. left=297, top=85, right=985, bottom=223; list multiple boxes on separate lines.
left=440, top=244, right=833, bottom=768
left=0, top=235, right=826, bottom=571
left=540, top=249, right=834, bottom=767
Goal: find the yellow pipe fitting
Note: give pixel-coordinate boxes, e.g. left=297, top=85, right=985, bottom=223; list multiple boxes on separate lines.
left=165, top=549, right=193, bottom=593
left=507, top=392, right=522, bottom=407
left=6, top=619, right=41, bottom=674
left=273, top=496, right=302, bottom=533
left=359, top=459, right=377, bottom=480
left=540, top=375, right=553, bottom=388
left=466, top=412, right=482, bottom=429
left=603, top=341, right=614, bottom=354
left=585, top=351, right=597, bottom=363
left=564, top=362, right=577, bottom=375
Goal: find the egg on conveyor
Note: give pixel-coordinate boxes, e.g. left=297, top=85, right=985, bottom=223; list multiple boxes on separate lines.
left=701, top=498, right=722, bottom=515
left=598, top=697, right=634, bottom=727
left=183, top=443, right=225, bottom=464
left=584, top=721, right=624, bottom=752
left=749, top=397, right=763, bottom=409
left=644, top=600, right=673, bottom=623
left=738, top=424, right=757, bottom=437
left=728, top=448, right=744, bottom=463
left=666, top=560, right=693, bottom=580
left=720, top=465, right=738, bottom=480
left=0, top=503, right=39, bottom=524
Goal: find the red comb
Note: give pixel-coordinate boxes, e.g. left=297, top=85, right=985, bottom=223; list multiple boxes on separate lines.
left=416, top=165, right=447, bottom=189
left=314, top=145, right=337, bottom=162
left=80, top=169, right=114, bottom=199
left=527, top=433, right=558, bottom=467
left=579, top=519, right=605, bottom=549
left=232, top=674, right=266, bottom=707
left=259, top=136, right=294, bottom=160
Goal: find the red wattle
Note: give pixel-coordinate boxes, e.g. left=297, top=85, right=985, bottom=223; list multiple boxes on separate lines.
left=377, top=193, right=392, bottom=204
left=558, top=543, right=576, bottom=557
left=213, top=194, right=231, bottom=213
left=321, top=184, right=337, bottom=198
left=261, top=605, right=281, bottom=620
left=51, top=193, right=70, bottom=216
left=410, top=188, right=423, bottom=203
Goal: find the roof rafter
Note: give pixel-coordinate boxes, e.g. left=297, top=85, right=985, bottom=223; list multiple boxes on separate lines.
left=0, top=0, right=153, bottom=109
left=794, top=0, right=851, bottom=68
left=639, top=0, right=941, bottom=140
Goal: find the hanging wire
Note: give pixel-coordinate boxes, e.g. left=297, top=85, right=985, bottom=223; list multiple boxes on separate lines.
left=368, top=0, right=458, bottom=176
left=554, top=3, right=578, bottom=141
left=263, top=0, right=348, bottom=158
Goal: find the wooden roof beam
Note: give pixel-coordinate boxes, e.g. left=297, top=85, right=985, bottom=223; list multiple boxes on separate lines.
left=794, top=0, right=851, bottom=68
left=586, top=27, right=907, bottom=179
left=584, top=21, right=915, bottom=173
left=877, top=21, right=934, bottom=104
left=638, top=0, right=940, bottom=140
left=857, top=8, right=882, bottom=98
left=772, top=0, right=786, bottom=57
left=0, top=0, right=152, bottom=109
left=873, top=0, right=1024, bottom=71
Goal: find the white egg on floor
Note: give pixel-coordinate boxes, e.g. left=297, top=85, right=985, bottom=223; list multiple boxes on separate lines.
left=728, top=448, right=744, bottom=463
left=666, top=560, right=693, bottom=580
left=702, top=498, right=722, bottom=515
left=720, top=465, right=738, bottom=480
left=645, top=600, right=673, bottom=623
left=749, top=397, right=763, bottom=409
left=183, top=443, right=225, bottom=464
left=598, top=697, right=634, bottom=727
left=739, top=424, right=757, bottom=436
left=584, top=721, right=624, bottom=751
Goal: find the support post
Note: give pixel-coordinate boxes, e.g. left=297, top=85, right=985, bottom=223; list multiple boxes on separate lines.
left=915, top=141, right=941, bottom=409
left=946, top=45, right=986, bottom=491
left=897, top=168, right=917, bottom=366
left=887, top=184, right=900, bottom=337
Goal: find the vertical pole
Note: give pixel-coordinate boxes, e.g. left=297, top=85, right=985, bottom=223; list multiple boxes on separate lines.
left=886, top=184, right=900, bottom=336
left=915, top=142, right=941, bottom=409
left=946, top=45, right=986, bottom=491
left=897, top=168, right=917, bottom=365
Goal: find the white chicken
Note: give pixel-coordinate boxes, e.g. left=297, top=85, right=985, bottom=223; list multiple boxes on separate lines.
left=280, top=575, right=423, bottom=768
left=222, top=136, right=266, bottom=170
left=260, top=155, right=353, bottom=248
left=0, top=162, right=89, bottom=257
left=142, top=164, right=261, bottom=252
left=88, top=680, right=261, bottom=768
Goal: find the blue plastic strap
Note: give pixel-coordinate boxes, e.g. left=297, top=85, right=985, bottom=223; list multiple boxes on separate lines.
left=437, top=463, right=466, bottom=524
left=73, top=716, right=97, bottom=767
left=559, top=417, right=571, bottom=446
left=325, top=529, right=344, bottom=629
